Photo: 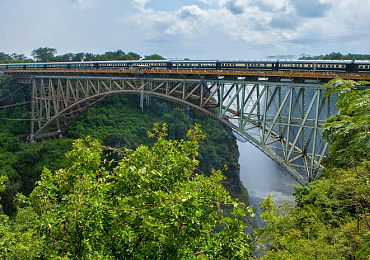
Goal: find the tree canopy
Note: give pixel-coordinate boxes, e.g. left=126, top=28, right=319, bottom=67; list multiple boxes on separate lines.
left=144, top=54, right=166, bottom=60
left=31, top=47, right=57, bottom=62
left=0, top=124, right=255, bottom=259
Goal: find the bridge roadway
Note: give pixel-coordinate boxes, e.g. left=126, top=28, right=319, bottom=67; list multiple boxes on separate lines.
left=6, top=68, right=370, bottom=82
left=5, top=68, right=358, bottom=185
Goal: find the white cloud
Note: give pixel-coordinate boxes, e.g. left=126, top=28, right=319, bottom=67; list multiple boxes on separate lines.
left=116, top=0, right=369, bottom=58
left=197, top=0, right=216, bottom=4
left=131, top=0, right=151, bottom=10
left=72, top=0, right=95, bottom=10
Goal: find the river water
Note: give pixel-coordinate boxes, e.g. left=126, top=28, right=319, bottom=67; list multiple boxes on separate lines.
left=238, top=141, right=298, bottom=223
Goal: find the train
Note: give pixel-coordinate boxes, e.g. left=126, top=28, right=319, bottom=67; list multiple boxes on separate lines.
left=1, top=59, right=370, bottom=73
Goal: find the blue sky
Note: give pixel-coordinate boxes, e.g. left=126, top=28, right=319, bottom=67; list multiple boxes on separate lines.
left=1, top=0, right=369, bottom=59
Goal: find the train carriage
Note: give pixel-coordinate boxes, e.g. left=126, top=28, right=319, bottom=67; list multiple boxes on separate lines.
left=219, top=60, right=275, bottom=71
left=278, top=60, right=349, bottom=73
left=312, top=60, right=349, bottom=73
left=131, top=60, right=169, bottom=69
left=170, top=60, right=217, bottom=70
left=355, top=60, right=370, bottom=73
left=95, top=61, right=128, bottom=69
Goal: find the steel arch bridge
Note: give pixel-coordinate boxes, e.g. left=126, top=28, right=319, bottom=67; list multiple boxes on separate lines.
left=13, top=73, right=337, bottom=186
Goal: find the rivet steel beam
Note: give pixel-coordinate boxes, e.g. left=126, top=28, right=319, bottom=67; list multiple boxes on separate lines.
left=17, top=74, right=337, bottom=185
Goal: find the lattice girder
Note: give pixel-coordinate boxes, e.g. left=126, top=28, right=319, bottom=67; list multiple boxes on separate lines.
left=29, top=76, right=337, bottom=185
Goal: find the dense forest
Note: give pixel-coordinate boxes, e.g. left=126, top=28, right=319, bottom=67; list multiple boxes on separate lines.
left=0, top=49, right=369, bottom=258
left=0, top=47, right=164, bottom=63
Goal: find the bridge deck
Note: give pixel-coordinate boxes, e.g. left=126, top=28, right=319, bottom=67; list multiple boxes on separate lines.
left=6, top=68, right=370, bottom=81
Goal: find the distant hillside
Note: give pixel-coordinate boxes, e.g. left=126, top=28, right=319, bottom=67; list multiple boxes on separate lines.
left=300, top=52, right=370, bottom=60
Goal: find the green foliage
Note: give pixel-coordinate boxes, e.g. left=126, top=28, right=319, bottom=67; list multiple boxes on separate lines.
left=255, top=79, right=370, bottom=259
left=23, top=126, right=254, bottom=259
left=0, top=52, right=33, bottom=63
left=0, top=207, right=43, bottom=259
left=0, top=76, right=74, bottom=213
left=0, top=77, right=252, bottom=258
left=144, top=54, right=166, bottom=60
left=31, top=47, right=57, bottom=62
left=300, top=52, right=370, bottom=60
left=0, top=176, right=7, bottom=193
left=1, top=48, right=144, bottom=64
left=0, top=52, right=12, bottom=63
left=67, top=95, right=248, bottom=205
left=323, top=79, right=370, bottom=168
left=0, top=78, right=247, bottom=218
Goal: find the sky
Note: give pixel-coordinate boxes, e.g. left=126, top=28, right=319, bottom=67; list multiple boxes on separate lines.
left=1, top=0, right=370, bottom=60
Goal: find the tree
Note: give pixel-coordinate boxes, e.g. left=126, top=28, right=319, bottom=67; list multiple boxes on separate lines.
left=25, top=124, right=254, bottom=258
left=55, top=52, right=74, bottom=62
left=99, top=50, right=126, bottom=60
left=322, top=78, right=370, bottom=168
left=31, top=47, right=57, bottom=62
left=0, top=52, right=12, bottom=63
left=144, top=54, right=166, bottom=60
left=71, top=52, right=86, bottom=62
left=125, top=51, right=141, bottom=60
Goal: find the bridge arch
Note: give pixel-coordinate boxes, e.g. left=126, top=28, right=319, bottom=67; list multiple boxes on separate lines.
left=28, top=75, right=336, bottom=185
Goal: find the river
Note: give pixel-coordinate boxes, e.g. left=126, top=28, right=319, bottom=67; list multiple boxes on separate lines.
left=238, top=141, right=298, bottom=224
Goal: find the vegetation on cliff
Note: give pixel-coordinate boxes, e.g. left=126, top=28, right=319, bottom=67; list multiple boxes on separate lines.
left=256, top=79, right=370, bottom=259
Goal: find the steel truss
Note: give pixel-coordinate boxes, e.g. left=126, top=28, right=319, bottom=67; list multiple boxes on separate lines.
left=29, top=75, right=336, bottom=185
